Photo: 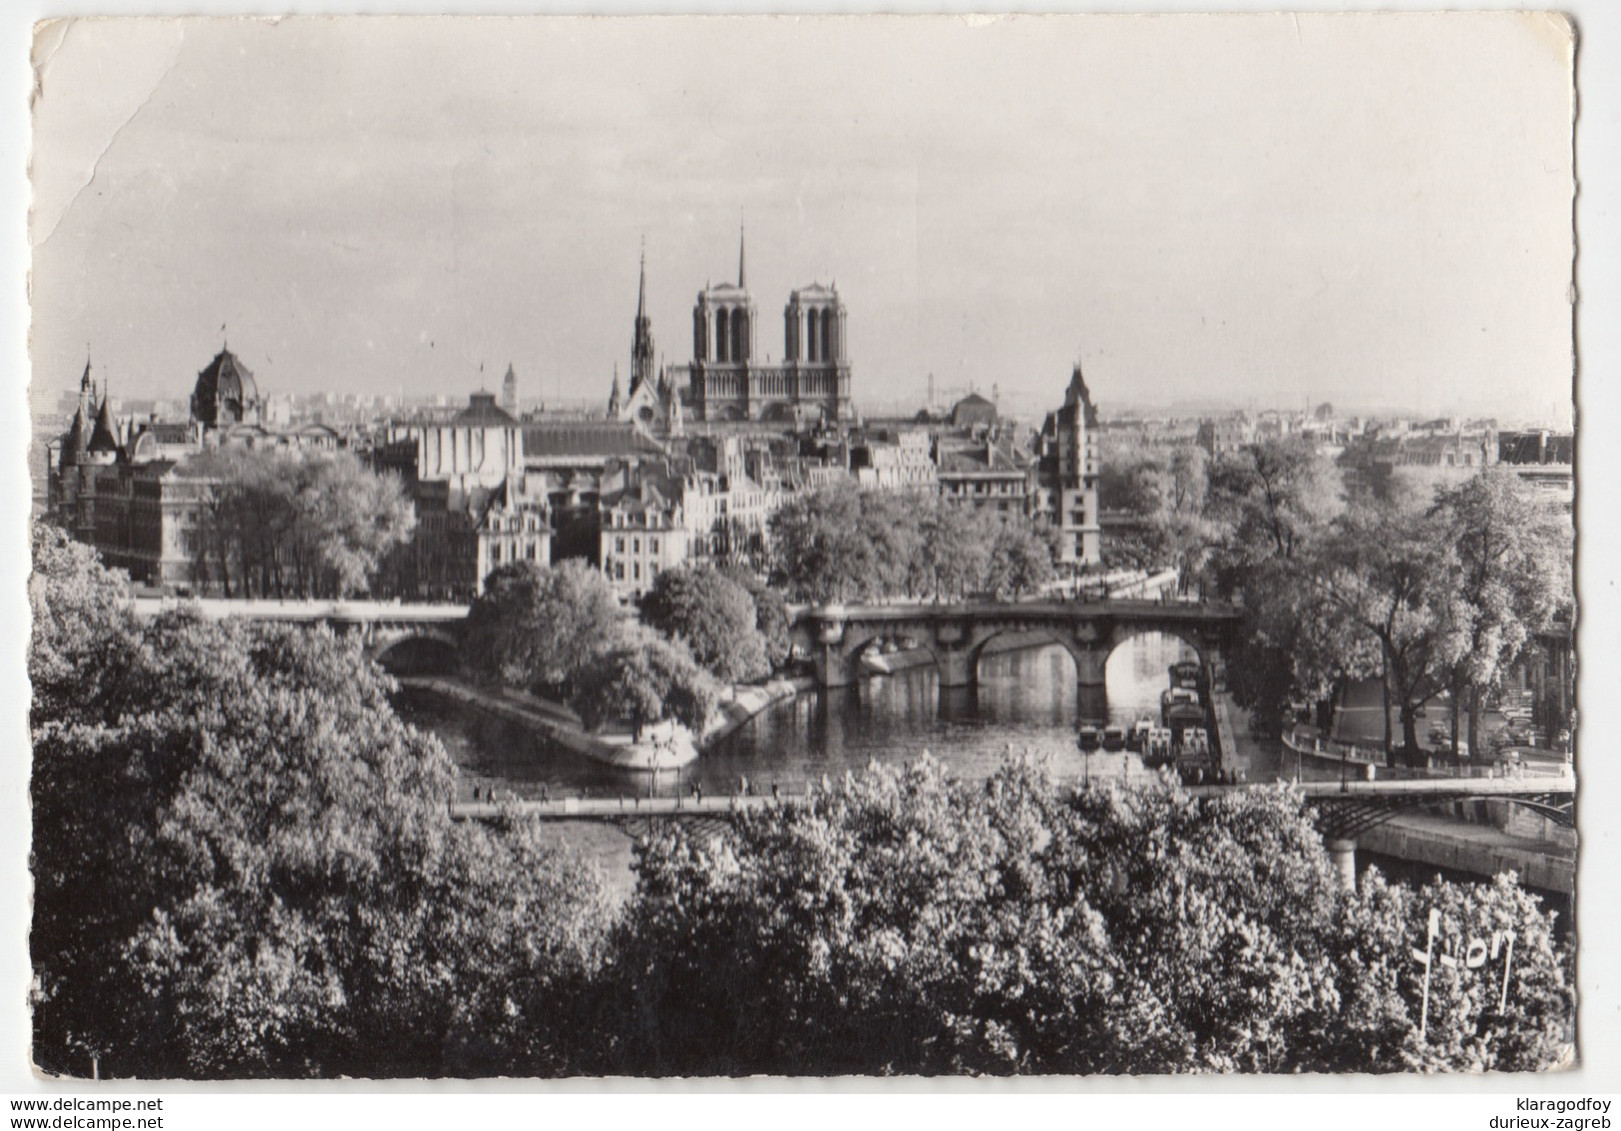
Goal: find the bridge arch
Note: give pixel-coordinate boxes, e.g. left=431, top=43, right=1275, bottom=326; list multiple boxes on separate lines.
left=834, top=626, right=943, bottom=682
left=1099, top=623, right=1214, bottom=675
left=371, top=629, right=462, bottom=676
left=965, top=626, right=1090, bottom=682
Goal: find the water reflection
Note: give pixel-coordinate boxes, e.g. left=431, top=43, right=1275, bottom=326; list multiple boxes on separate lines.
left=398, top=632, right=1198, bottom=802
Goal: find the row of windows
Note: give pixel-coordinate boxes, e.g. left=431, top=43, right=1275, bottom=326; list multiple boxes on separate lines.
left=487, top=541, right=543, bottom=566
left=942, top=480, right=1027, bottom=496
left=610, top=559, right=660, bottom=584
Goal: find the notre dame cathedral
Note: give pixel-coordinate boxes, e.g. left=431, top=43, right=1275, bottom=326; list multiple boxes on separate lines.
left=613, top=231, right=853, bottom=429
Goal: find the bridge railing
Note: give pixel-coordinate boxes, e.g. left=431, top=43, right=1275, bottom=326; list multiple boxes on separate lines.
left=452, top=765, right=1571, bottom=823
left=129, top=597, right=470, bottom=622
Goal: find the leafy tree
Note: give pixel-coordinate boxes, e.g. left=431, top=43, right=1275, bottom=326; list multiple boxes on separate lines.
left=1098, top=447, right=1168, bottom=516
left=28, top=530, right=617, bottom=1078
left=1202, top=440, right=1345, bottom=736
left=602, top=758, right=1117, bottom=1075
left=1310, top=494, right=1455, bottom=759
left=181, top=447, right=415, bottom=599
left=299, top=452, right=419, bottom=597
left=572, top=625, right=718, bottom=734
left=985, top=518, right=1057, bottom=599
left=857, top=491, right=927, bottom=598
left=463, top=559, right=624, bottom=700
left=722, top=565, right=793, bottom=669
left=770, top=484, right=1058, bottom=606
left=639, top=566, right=769, bottom=684
left=417, top=810, right=620, bottom=1077
left=599, top=758, right=1573, bottom=1075
left=1430, top=469, right=1572, bottom=754
left=769, top=483, right=881, bottom=603
left=919, top=501, right=994, bottom=602
left=1323, top=871, right=1573, bottom=1073
left=1205, top=438, right=1342, bottom=594
left=27, top=525, right=136, bottom=727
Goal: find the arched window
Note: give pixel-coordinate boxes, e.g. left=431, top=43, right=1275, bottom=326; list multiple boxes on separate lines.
left=820, top=309, right=832, bottom=362
left=731, top=310, right=747, bottom=362
left=716, top=309, right=730, bottom=362
left=806, top=309, right=820, bottom=362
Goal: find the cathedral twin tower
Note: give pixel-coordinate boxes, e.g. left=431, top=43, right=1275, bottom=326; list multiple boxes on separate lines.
left=616, top=230, right=852, bottom=427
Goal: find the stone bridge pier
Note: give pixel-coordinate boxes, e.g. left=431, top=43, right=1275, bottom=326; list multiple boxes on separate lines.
left=792, top=603, right=1238, bottom=729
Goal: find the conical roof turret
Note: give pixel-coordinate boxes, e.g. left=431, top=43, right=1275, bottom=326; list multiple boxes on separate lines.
left=87, top=396, right=120, bottom=454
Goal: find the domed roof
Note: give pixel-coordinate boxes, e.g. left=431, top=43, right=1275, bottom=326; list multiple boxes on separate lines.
left=950, top=392, right=998, bottom=429
left=192, top=348, right=260, bottom=428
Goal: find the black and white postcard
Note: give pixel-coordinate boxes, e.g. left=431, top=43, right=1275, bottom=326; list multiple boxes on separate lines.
left=10, top=8, right=1614, bottom=1110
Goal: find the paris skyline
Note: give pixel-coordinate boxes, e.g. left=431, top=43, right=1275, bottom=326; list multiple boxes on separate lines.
left=29, top=14, right=1575, bottom=426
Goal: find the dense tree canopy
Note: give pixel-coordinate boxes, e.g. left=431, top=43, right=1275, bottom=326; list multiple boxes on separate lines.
left=1205, top=438, right=1343, bottom=592
left=769, top=484, right=1056, bottom=604
left=463, top=559, right=625, bottom=700
left=600, top=758, right=1572, bottom=1075
left=572, top=626, right=719, bottom=734
left=768, top=483, right=881, bottom=603
left=1431, top=468, right=1573, bottom=754
left=639, top=566, right=770, bottom=684
left=1309, top=492, right=1456, bottom=759
left=184, top=447, right=416, bottom=599
left=1195, top=447, right=1573, bottom=756
left=722, top=565, right=793, bottom=669
left=29, top=527, right=615, bottom=1078
left=1198, top=440, right=1348, bottom=735
left=1097, top=444, right=1214, bottom=580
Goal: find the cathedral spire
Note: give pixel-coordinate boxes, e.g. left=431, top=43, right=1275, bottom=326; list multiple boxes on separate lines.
left=608, top=362, right=623, bottom=418
left=738, top=222, right=747, bottom=290
left=631, top=244, right=656, bottom=396
left=637, top=238, right=648, bottom=320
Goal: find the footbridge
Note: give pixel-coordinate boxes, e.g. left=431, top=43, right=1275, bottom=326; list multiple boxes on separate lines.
left=129, top=597, right=470, bottom=669
left=451, top=773, right=1572, bottom=829
left=787, top=599, right=1242, bottom=691
left=450, top=771, right=1575, bottom=891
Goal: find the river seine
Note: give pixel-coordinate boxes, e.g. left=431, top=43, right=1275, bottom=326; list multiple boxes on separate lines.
left=398, top=631, right=1199, bottom=803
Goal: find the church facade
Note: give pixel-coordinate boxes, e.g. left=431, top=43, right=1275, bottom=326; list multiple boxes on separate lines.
left=614, top=232, right=853, bottom=428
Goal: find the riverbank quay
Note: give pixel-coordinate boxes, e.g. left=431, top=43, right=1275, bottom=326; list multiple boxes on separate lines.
left=398, top=673, right=804, bottom=768
left=399, top=676, right=613, bottom=762
left=706, top=679, right=802, bottom=745
left=1216, top=691, right=1575, bottom=893
left=1355, top=811, right=1574, bottom=895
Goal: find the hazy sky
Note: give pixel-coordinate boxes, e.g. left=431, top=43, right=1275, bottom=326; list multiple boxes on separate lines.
left=29, top=13, right=1574, bottom=422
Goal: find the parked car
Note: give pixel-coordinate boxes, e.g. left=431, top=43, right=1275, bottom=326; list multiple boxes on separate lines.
left=1492, top=720, right=1543, bottom=748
